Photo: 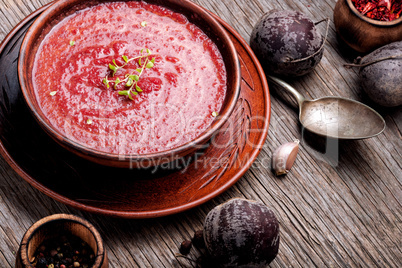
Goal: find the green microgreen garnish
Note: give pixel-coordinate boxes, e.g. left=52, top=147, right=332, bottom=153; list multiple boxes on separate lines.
left=102, top=48, right=156, bottom=100
left=70, top=40, right=75, bottom=46
left=103, top=77, right=110, bottom=88
left=50, top=91, right=58, bottom=96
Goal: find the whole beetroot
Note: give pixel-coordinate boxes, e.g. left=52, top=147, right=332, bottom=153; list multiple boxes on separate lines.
left=203, top=198, right=280, bottom=267
left=250, top=10, right=326, bottom=76
left=358, top=41, right=402, bottom=107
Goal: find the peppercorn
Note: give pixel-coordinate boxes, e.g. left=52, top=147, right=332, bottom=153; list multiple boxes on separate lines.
left=32, top=233, right=95, bottom=268
left=50, top=249, right=58, bottom=257
left=192, top=230, right=205, bottom=248
left=36, top=257, right=47, bottom=268
left=179, top=240, right=192, bottom=255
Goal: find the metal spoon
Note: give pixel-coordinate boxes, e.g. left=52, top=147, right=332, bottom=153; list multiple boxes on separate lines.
left=268, top=75, right=386, bottom=139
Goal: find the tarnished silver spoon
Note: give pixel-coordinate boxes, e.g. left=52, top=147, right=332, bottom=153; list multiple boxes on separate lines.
left=268, top=76, right=386, bottom=139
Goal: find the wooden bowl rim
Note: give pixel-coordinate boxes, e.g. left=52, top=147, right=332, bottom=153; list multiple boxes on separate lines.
left=19, top=214, right=106, bottom=267
left=346, top=0, right=402, bottom=26
left=18, top=0, right=241, bottom=165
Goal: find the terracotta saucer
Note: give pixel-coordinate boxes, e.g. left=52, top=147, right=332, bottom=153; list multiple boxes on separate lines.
left=0, top=3, right=270, bottom=218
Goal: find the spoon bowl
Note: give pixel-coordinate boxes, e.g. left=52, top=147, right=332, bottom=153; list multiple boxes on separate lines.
left=268, top=76, right=386, bottom=139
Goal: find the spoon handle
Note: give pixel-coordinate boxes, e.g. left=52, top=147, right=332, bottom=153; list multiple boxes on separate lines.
left=267, top=75, right=305, bottom=107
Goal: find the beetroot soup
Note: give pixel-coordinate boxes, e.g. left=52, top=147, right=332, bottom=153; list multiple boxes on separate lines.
left=33, top=1, right=227, bottom=155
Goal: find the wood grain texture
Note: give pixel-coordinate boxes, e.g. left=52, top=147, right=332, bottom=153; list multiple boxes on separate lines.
left=0, top=0, right=401, bottom=267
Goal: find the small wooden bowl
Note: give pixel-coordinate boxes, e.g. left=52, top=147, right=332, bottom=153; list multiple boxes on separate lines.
left=15, top=214, right=108, bottom=268
left=18, top=0, right=241, bottom=168
left=334, top=0, right=402, bottom=53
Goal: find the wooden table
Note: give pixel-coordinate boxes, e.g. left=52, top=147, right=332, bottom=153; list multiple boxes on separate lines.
left=0, top=0, right=401, bottom=267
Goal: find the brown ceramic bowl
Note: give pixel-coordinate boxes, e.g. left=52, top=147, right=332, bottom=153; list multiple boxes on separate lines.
left=334, top=0, right=402, bottom=53
left=19, top=0, right=240, bottom=168
left=15, top=214, right=108, bottom=268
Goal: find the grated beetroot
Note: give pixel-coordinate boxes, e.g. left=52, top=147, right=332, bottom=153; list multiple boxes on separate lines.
left=352, top=0, right=402, bottom=21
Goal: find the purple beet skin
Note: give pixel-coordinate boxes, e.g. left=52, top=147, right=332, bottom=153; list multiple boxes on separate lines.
left=250, top=10, right=324, bottom=76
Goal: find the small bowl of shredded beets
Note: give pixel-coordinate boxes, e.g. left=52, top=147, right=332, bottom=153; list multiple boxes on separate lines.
left=334, top=0, right=402, bottom=53
left=15, top=214, right=108, bottom=268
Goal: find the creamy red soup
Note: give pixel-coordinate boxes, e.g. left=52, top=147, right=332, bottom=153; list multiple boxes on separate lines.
left=33, top=1, right=226, bottom=155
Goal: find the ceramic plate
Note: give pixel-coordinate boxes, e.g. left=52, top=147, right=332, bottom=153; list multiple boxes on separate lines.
left=0, top=3, right=270, bottom=218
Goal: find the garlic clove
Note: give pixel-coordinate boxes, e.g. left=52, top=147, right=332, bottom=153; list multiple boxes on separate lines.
left=272, top=140, right=300, bottom=176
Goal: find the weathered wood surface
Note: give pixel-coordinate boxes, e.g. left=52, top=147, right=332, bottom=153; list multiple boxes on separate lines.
left=0, top=0, right=401, bottom=267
